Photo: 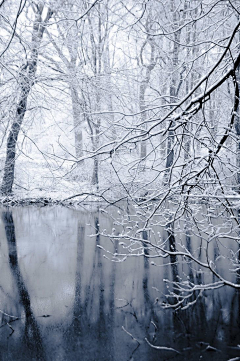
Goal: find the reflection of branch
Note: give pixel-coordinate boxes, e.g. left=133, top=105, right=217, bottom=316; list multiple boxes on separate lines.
left=0, top=317, right=21, bottom=330
left=0, top=309, right=18, bottom=319
left=122, top=326, right=140, bottom=344
left=145, top=337, right=180, bottom=354
left=115, top=298, right=138, bottom=320
left=122, top=326, right=141, bottom=361
left=7, top=322, right=14, bottom=337
left=115, top=298, right=129, bottom=309
left=150, top=320, right=157, bottom=341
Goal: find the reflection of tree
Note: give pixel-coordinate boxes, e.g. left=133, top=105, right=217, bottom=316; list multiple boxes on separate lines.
left=229, top=289, right=240, bottom=347
left=167, top=222, right=178, bottom=285
left=228, top=210, right=240, bottom=346
left=2, top=211, right=46, bottom=360
left=141, top=230, right=164, bottom=358
left=238, top=210, right=240, bottom=313
left=1, top=207, right=239, bottom=359
left=142, top=230, right=153, bottom=332
left=185, top=214, right=194, bottom=285
left=64, top=212, right=116, bottom=360
left=71, top=222, right=85, bottom=337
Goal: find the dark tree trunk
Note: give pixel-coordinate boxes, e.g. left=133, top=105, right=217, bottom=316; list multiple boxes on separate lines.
left=235, top=65, right=240, bottom=193
left=1, top=6, right=52, bottom=195
left=1, top=84, right=30, bottom=194
left=92, top=155, right=99, bottom=187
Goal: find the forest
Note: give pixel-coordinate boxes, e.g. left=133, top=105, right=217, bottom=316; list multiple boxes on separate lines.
left=0, top=1, right=240, bottom=359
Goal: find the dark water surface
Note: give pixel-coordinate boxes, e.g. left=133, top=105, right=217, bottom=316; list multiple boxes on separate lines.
left=0, top=206, right=240, bottom=361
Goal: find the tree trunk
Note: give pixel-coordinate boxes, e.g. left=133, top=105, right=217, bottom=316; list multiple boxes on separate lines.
left=70, top=86, right=83, bottom=159
left=163, top=1, right=181, bottom=186
left=139, top=24, right=156, bottom=170
left=235, top=69, right=240, bottom=193
left=139, top=80, right=147, bottom=164
left=1, top=82, right=30, bottom=194
left=235, top=19, right=240, bottom=193
left=1, top=6, right=52, bottom=195
left=92, top=155, right=99, bottom=187
left=91, top=111, right=100, bottom=188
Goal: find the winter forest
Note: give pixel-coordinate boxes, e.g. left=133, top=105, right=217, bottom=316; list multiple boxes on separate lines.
left=1, top=0, right=240, bottom=360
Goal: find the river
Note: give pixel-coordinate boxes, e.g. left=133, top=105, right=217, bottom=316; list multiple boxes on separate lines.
left=0, top=205, right=239, bottom=360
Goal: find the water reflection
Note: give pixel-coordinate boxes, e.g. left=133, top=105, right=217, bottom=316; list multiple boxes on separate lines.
left=0, top=206, right=239, bottom=360
left=2, top=211, right=45, bottom=360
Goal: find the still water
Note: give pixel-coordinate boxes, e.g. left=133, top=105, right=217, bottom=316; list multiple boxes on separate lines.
left=0, top=206, right=239, bottom=361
